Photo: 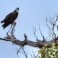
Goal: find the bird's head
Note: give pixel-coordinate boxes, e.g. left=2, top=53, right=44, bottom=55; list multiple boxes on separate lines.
left=14, top=7, right=19, bottom=12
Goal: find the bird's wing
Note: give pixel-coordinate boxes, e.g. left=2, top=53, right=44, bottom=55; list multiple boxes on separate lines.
left=7, top=12, right=18, bottom=23
left=1, top=11, right=18, bottom=23
left=1, top=12, right=13, bottom=23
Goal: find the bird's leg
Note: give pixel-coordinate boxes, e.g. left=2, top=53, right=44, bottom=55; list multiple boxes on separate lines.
left=10, top=21, right=16, bottom=40
left=10, top=21, right=16, bottom=36
left=7, top=24, right=13, bottom=35
left=7, top=21, right=16, bottom=39
left=11, top=24, right=15, bottom=36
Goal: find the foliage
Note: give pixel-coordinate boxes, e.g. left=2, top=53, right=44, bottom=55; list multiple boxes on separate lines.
left=38, top=43, right=58, bottom=58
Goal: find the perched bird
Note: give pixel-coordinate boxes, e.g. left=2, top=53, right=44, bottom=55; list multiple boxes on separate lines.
left=1, top=7, right=19, bottom=29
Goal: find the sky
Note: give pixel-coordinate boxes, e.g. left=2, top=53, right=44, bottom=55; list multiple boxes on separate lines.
left=0, top=0, right=58, bottom=58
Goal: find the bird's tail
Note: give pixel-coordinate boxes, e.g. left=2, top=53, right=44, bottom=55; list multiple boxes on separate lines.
left=2, top=23, right=8, bottom=29
left=2, top=23, right=10, bottom=29
left=1, top=20, right=4, bottom=23
left=2, top=24, right=6, bottom=29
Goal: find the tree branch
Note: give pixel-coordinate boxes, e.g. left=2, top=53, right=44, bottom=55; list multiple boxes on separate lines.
left=0, top=34, right=58, bottom=48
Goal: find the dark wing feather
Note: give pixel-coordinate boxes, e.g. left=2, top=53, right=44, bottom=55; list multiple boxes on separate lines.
left=1, top=13, right=12, bottom=23
left=1, top=12, right=18, bottom=23
left=2, top=22, right=10, bottom=29
left=1, top=11, right=18, bottom=29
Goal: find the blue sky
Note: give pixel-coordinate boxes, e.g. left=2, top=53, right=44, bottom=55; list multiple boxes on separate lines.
left=0, top=0, right=58, bottom=58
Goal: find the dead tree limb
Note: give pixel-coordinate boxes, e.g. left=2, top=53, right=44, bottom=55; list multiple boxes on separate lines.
left=0, top=34, right=58, bottom=48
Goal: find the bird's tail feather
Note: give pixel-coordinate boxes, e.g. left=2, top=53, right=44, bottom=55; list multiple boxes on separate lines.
left=2, top=24, right=6, bottom=29
left=2, top=23, right=10, bottom=29
left=1, top=20, right=4, bottom=23
left=2, top=24, right=8, bottom=29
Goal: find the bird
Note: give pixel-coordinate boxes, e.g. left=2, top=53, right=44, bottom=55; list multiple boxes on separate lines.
left=1, top=7, right=19, bottom=29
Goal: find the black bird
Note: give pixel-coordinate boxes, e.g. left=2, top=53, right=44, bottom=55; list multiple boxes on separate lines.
left=1, top=7, right=19, bottom=29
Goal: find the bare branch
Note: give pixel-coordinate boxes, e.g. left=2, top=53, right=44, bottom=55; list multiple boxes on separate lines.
left=17, top=46, right=28, bottom=58
left=21, top=47, right=28, bottom=58
left=46, top=16, right=57, bottom=39
left=38, top=25, right=46, bottom=42
left=33, top=27, right=38, bottom=40
left=46, top=17, right=52, bottom=29
left=30, top=51, right=39, bottom=58
left=0, top=34, right=58, bottom=48
left=17, top=46, right=23, bottom=54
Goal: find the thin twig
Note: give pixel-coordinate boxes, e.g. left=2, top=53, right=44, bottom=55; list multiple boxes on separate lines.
left=46, top=17, right=52, bottom=29
left=22, top=47, right=28, bottom=58
left=38, top=25, right=46, bottom=41
left=17, top=46, right=23, bottom=54
left=33, top=27, right=38, bottom=40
